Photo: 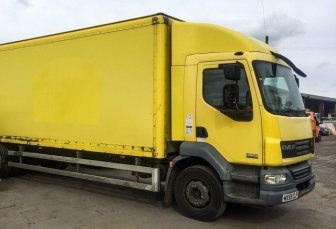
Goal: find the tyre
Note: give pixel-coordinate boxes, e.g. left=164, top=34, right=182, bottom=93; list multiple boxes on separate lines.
left=174, top=165, right=226, bottom=221
left=0, top=144, right=12, bottom=178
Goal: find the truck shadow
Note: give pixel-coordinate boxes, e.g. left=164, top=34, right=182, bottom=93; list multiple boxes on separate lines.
left=11, top=171, right=292, bottom=223
left=220, top=203, right=290, bottom=223
left=13, top=171, right=164, bottom=206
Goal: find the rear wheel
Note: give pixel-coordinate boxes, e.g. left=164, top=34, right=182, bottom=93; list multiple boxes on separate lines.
left=0, top=145, right=12, bottom=178
left=174, top=165, right=226, bottom=221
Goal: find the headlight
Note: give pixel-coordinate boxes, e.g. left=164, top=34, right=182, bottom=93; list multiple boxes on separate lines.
left=264, top=174, right=287, bottom=184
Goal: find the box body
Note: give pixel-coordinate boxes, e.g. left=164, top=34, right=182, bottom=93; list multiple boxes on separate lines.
left=0, top=16, right=170, bottom=158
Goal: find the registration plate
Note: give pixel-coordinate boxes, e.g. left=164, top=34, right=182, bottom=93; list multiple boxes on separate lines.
left=282, top=191, right=299, bottom=202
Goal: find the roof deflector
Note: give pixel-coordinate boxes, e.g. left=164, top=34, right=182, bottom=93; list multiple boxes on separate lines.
left=270, top=51, right=307, bottom=77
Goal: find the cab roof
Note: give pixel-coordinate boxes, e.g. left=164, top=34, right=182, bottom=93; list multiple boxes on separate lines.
left=172, top=21, right=276, bottom=65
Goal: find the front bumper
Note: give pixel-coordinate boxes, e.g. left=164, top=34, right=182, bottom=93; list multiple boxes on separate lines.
left=223, top=161, right=315, bottom=206
left=259, top=175, right=315, bottom=206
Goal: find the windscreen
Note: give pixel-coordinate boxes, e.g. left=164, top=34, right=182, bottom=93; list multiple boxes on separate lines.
left=253, top=61, right=305, bottom=117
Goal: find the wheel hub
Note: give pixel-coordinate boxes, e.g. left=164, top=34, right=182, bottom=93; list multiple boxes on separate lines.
left=185, top=180, right=210, bottom=208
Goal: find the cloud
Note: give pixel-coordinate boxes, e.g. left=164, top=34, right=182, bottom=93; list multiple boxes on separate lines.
left=250, top=13, right=306, bottom=46
left=316, top=61, right=331, bottom=69
left=17, top=0, right=32, bottom=7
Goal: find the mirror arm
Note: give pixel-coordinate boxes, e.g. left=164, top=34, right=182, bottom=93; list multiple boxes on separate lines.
left=294, top=74, right=300, bottom=88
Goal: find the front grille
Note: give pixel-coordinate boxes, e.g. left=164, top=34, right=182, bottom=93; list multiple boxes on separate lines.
left=281, top=138, right=314, bottom=158
left=288, top=162, right=312, bottom=180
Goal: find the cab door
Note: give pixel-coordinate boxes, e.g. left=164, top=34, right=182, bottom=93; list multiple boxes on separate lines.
left=196, top=60, right=263, bottom=165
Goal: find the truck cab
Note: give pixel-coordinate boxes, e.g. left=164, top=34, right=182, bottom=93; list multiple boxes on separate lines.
left=168, top=20, right=315, bottom=220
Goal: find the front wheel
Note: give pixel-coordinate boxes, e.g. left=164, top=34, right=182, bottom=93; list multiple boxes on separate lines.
left=174, top=165, right=226, bottom=221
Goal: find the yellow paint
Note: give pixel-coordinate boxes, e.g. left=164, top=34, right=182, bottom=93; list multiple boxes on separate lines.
left=171, top=22, right=277, bottom=141
left=195, top=58, right=263, bottom=165
left=171, top=66, right=184, bottom=140
left=183, top=65, right=198, bottom=142
left=261, top=108, right=313, bottom=166
left=33, top=57, right=102, bottom=124
left=0, top=14, right=313, bottom=166
left=171, top=22, right=275, bottom=66
left=247, top=52, right=314, bottom=166
left=0, top=15, right=170, bottom=158
left=189, top=52, right=312, bottom=166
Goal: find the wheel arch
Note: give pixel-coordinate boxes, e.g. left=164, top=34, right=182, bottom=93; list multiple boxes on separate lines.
left=163, top=142, right=232, bottom=205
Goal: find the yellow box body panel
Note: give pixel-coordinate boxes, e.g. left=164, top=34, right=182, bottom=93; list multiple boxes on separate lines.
left=0, top=15, right=170, bottom=158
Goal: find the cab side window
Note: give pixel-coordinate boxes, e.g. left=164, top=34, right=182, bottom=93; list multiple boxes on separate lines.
left=203, top=64, right=253, bottom=121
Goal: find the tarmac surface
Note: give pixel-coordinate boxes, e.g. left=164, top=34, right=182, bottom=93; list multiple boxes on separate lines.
left=0, top=136, right=335, bottom=229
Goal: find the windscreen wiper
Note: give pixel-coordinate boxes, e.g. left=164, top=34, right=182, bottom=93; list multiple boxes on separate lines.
left=270, top=51, right=307, bottom=77
left=280, top=109, right=306, bottom=117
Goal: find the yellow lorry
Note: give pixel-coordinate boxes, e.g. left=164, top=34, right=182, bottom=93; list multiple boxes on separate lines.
left=0, top=13, right=315, bottom=221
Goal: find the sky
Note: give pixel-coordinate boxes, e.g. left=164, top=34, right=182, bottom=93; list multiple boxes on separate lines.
left=1, top=0, right=335, bottom=98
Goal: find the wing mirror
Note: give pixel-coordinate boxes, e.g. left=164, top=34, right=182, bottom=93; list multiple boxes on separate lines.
left=219, top=63, right=242, bottom=81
